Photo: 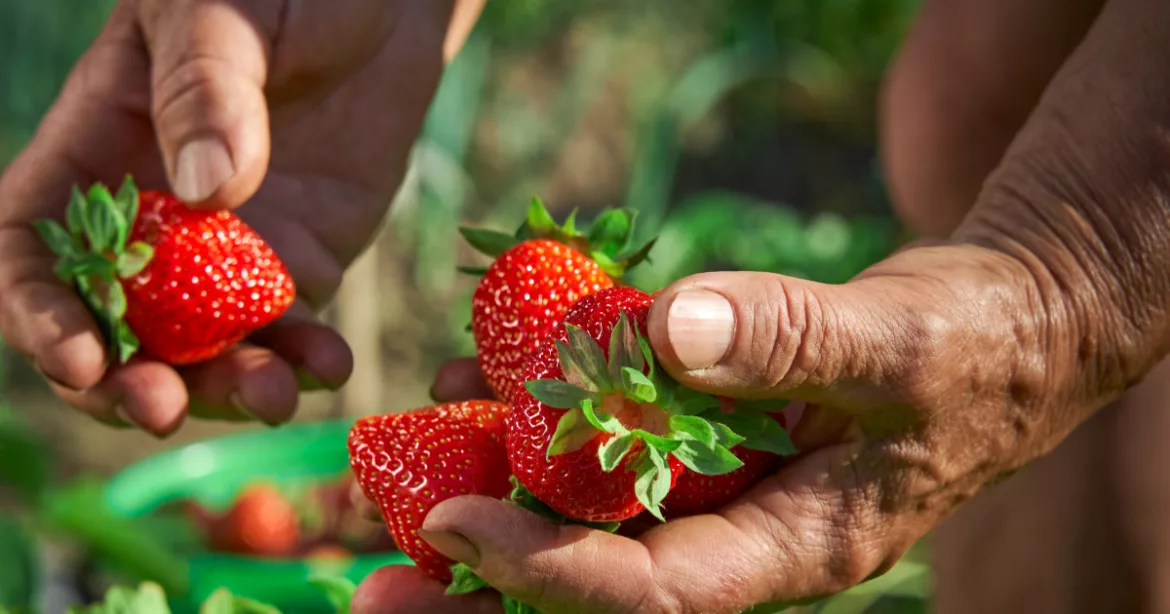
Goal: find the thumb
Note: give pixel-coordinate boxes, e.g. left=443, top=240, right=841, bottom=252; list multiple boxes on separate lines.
left=647, top=271, right=918, bottom=408
left=139, top=0, right=274, bottom=208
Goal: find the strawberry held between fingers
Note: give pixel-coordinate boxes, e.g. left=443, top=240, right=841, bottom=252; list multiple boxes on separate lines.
left=463, top=198, right=657, bottom=404
left=507, top=287, right=794, bottom=522
left=347, top=400, right=512, bottom=582
left=33, top=176, right=295, bottom=365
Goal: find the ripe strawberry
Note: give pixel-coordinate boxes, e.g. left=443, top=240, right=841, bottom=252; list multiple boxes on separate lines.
left=461, top=198, right=656, bottom=404
left=347, top=401, right=512, bottom=582
left=663, top=404, right=794, bottom=518
left=508, top=287, right=785, bottom=522
left=34, top=176, right=295, bottom=365
left=208, top=483, right=301, bottom=557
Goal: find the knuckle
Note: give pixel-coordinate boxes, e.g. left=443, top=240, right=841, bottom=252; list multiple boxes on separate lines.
left=741, top=280, right=830, bottom=391
left=151, top=53, right=253, bottom=132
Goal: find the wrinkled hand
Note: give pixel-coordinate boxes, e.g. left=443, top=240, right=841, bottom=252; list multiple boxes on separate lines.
left=351, top=0, right=1170, bottom=611
left=0, top=0, right=476, bottom=435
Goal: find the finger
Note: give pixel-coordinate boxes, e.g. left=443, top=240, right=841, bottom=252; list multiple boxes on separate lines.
left=422, top=446, right=912, bottom=614
left=431, top=358, right=494, bottom=402
left=138, top=0, right=277, bottom=208
left=646, top=271, right=914, bottom=408
left=349, top=479, right=383, bottom=523
left=248, top=302, right=354, bottom=392
left=53, top=359, right=190, bottom=437
left=880, top=0, right=1105, bottom=236
left=351, top=565, right=500, bottom=614
left=179, top=344, right=300, bottom=425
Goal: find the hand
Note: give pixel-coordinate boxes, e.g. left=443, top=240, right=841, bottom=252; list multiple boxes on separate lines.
left=0, top=0, right=479, bottom=435
left=351, top=0, right=1170, bottom=611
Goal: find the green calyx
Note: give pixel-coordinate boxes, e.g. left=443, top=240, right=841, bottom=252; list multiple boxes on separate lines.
left=523, top=312, right=798, bottom=521
left=458, top=197, right=657, bottom=279
left=32, top=175, right=152, bottom=364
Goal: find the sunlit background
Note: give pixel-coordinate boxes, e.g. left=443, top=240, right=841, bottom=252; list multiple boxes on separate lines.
left=0, top=1, right=927, bottom=612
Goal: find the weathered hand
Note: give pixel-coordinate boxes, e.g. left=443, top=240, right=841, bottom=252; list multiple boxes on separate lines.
left=353, top=0, right=1170, bottom=611
left=0, top=0, right=478, bottom=435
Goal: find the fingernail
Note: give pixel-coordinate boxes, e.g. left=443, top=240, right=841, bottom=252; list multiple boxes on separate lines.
left=418, top=529, right=481, bottom=567
left=667, top=290, right=735, bottom=370
left=174, top=137, right=234, bottom=203
left=229, top=391, right=267, bottom=424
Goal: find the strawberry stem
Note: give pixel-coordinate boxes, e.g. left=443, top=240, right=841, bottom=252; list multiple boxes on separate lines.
left=523, top=312, right=801, bottom=520
left=33, top=175, right=150, bottom=363
left=458, top=197, right=657, bottom=281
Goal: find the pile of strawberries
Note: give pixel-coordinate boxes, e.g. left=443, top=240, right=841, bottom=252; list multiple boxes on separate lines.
left=346, top=199, right=798, bottom=599
left=34, top=179, right=797, bottom=606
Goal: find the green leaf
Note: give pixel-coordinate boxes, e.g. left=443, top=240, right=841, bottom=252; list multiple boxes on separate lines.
left=633, top=429, right=682, bottom=453
left=587, top=208, right=634, bottom=257
left=200, top=588, right=234, bottom=614
left=227, top=597, right=281, bottom=614
left=0, top=514, right=37, bottom=610
left=113, top=321, right=141, bottom=364
left=562, top=209, right=579, bottom=236
left=66, top=186, right=88, bottom=239
left=547, top=407, right=599, bottom=457
left=446, top=563, right=490, bottom=596
left=84, top=184, right=123, bottom=254
left=733, top=398, right=790, bottom=413
left=525, top=196, right=558, bottom=235
left=590, top=250, right=624, bottom=279
left=459, top=227, right=520, bottom=258
left=668, top=415, right=717, bottom=449
left=508, top=478, right=568, bottom=525
left=457, top=265, right=490, bottom=276
left=565, top=324, right=612, bottom=391
left=115, top=175, right=140, bottom=233
left=116, top=242, right=154, bottom=278
left=33, top=220, right=78, bottom=259
left=555, top=339, right=595, bottom=392
left=597, top=432, right=636, bottom=472
left=54, top=253, right=114, bottom=283
left=607, top=312, right=632, bottom=383
left=502, top=595, right=540, bottom=614
left=712, top=412, right=798, bottom=456
left=671, top=440, right=744, bottom=476
left=709, top=420, right=747, bottom=449
left=633, top=446, right=672, bottom=521
left=636, top=332, right=656, bottom=380
left=580, top=398, right=625, bottom=435
left=309, top=575, right=357, bottom=614
left=667, top=385, right=721, bottom=416
left=524, top=379, right=593, bottom=410
left=616, top=237, right=657, bottom=270
left=621, top=367, right=657, bottom=404
left=107, top=279, right=129, bottom=320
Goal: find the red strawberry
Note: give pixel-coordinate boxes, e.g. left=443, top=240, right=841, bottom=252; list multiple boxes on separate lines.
left=663, top=405, right=793, bottom=518
left=472, top=239, right=614, bottom=403
left=34, top=176, right=295, bottom=365
left=461, top=198, right=657, bottom=404
left=508, top=287, right=767, bottom=522
left=347, top=401, right=512, bottom=582
left=207, top=483, right=301, bottom=557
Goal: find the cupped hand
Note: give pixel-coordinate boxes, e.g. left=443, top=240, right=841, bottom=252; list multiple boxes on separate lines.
left=352, top=0, right=1170, bottom=611
left=0, top=0, right=475, bottom=435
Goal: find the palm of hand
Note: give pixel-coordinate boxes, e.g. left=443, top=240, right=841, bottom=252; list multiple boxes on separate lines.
left=0, top=0, right=448, bottom=432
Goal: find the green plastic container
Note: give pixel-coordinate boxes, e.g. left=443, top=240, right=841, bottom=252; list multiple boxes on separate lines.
left=104, top=419, right=412, bottom=613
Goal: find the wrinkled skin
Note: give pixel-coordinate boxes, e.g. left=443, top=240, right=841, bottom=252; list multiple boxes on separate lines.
left=0, top=0, right=483, bottom=434
left=351, top=0, right=1170, bottom=612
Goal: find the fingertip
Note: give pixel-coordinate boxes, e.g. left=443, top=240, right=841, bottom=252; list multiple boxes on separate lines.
left=251, top=318, right=353, bottom=391
left=108, top=361, right=189, bottom=437
left=182, top=346, right=299, bottom=425
left=431, top=358, right=493, bottom=402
